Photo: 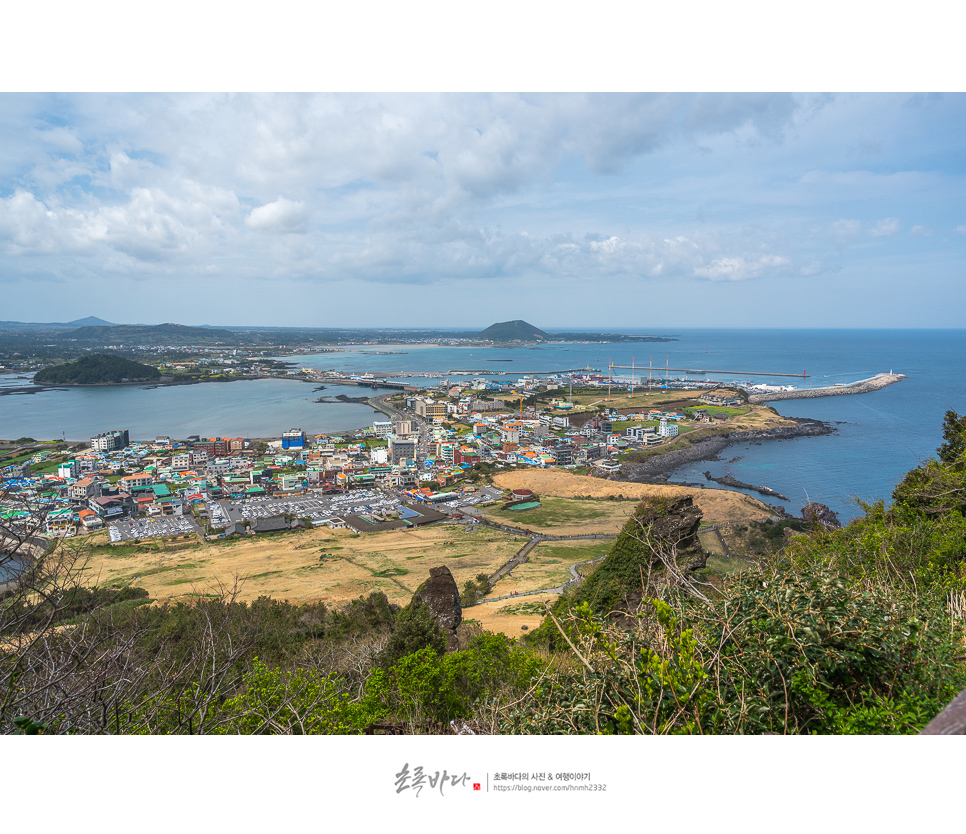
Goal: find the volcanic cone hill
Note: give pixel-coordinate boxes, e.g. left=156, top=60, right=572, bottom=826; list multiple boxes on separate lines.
left=477, top=320, right=549, bottom=341
left=34, top=353, right=161, bottom=385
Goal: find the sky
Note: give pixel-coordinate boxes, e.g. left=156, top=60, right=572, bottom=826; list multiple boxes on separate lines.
left=1, top=91, right=964, bottom=330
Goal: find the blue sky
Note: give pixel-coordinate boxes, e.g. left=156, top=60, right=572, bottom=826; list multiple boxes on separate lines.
left=1, top=92, right=964, bottom=329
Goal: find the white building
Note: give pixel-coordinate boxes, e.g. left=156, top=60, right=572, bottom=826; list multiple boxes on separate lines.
left=172, top=453, right=192, bottom=470
left=58, top=460, right=80, bottom=479
left=659, top=419, right=679, bottom=438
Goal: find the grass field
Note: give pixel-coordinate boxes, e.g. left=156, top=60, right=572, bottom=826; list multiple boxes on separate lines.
left=697, top=530, right=725, bottom=556
left=490, top=469, right=775, bottom=527
left=482, top=496, right=633, bottom=534
left=467, top=592, right=559, bottom=634
left=486, top=539, right=613, bottom=597
left=80, top=524, right=522, bottom=608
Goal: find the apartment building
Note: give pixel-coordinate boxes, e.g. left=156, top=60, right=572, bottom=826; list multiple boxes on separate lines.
left=414, top=398, right=448, bottom=420
left=91, top=429, right=129, bottom=453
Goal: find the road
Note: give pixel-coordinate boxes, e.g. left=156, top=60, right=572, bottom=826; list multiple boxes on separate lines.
left=368, top=393, right=431, bottom=460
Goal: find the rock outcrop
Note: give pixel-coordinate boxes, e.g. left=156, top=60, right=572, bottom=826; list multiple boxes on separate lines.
left=416, top=565, right=462, bottom=651
left=639, top=495, right=703, bottom=553
left=802, top=502, right=842, bottom=529
left=568, top=494, right=706, bottom=621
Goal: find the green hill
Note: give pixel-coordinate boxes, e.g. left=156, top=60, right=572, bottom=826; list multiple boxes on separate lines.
left=477, top=320, right=549, bottom=341
left=65, top=323, right=237, bottom=346
left=34, top=354, right=161, bottom=385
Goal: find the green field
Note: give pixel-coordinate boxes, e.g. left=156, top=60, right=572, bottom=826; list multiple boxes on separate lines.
left=484, top=496, right=612, bottom=527
left=686, top=405, right=748, bottom=417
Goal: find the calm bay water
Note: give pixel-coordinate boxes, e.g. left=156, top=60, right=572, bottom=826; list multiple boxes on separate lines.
left=0, top=377, right=380, bottom=441
left=2, top=329, right=963, bottom=521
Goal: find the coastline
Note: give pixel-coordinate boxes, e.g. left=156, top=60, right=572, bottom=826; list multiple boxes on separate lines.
left=615, top=417, right=836, bottom=483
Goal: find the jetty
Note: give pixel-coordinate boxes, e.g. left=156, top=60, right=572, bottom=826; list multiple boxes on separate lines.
left=747, top=373, right=906, bottom=403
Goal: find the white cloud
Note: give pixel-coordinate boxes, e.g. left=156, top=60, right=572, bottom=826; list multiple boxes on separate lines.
left=0, top=183, right=240, bottom=264
left=693, top=254, right=789, bottom=282
left=955, top=225, right=966, bottom=235
left=870, top=217, right=900, bottom=236
left=831, top=218, right=862, bottom=246
left=1, top=92, right=964, bottom=325
left=245, top=196, right=308, bottom=233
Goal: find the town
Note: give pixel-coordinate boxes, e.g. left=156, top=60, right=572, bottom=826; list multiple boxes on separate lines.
left=1, top=369, right=774, bottom=544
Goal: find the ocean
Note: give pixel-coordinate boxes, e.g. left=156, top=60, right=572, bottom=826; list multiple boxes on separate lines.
left=2, top=328, right=963, bottom=521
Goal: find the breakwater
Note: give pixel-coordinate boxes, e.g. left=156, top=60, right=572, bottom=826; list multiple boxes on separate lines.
left=703, top=471, right=791, bottom=502
left=748, top=373, right=905, bottom=403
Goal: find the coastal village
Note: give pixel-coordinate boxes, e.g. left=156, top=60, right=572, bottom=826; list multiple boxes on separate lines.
left=2, top=362, right=779, bottom=544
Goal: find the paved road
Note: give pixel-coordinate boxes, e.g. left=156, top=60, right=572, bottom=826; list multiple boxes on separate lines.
left=368, top=394, right=431, bottom=459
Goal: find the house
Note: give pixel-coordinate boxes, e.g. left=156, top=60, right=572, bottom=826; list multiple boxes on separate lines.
left=120, top=472, right=153, bottom=490
left=45, top=509, right=77, bottom=536
left=77, top=509, right=104, bottom=531
left=89, top=495, right=125, bottom=519
left=69, top=477, right=104, bottom=502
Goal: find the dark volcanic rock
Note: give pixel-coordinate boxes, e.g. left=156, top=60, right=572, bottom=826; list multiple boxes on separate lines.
left=702, top=471, right=791, bottom=502
left=569, top=494, right=706, bottom=622
left=802, top=502, right=842, bottom=529
left=643, top=495, right=703, bottom=553
left=618, top=418, right=835, bottom=482
left=417, top=565, right=462, bottom=651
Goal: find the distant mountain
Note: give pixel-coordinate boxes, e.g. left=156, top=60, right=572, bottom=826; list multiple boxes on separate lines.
left=478, top=320, right=550, bottom=341
left=65, top=323, right=237, bottom=346
left=64, top=316, right=115, bottom=327
left=34, top=353, right=161, bottom=385
left=0, top=316, right=116, bottom=329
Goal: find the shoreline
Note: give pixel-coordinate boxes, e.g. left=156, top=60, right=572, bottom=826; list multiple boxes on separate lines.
left=615, top=417, right=836, bottom=484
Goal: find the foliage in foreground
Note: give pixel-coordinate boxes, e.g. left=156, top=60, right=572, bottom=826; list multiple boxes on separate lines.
left=499, top=569, right=965, bottom=735
left=2, top=411, right=965, bottom=734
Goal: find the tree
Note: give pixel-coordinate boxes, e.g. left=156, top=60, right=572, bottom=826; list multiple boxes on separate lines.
left=938, top=410, right=966, bottom=464
left=0, top=487, right=267, bottom=734
left=377, top=597, right=446, bottom=668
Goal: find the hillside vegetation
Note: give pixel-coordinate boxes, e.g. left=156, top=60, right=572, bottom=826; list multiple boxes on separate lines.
left=34, top=353, right=161, bottom=385
left=2, top=411, right=965, bottom=734
left=66, top=323, right=236, bottom=346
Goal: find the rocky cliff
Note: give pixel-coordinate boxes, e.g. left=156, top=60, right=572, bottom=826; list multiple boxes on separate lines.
left=416, top=565, right=463, bottom=651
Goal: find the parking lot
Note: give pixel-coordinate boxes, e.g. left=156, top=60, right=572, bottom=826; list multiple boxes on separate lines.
left=109, top=515, right=202, bottom=543
left=106, top=486, right=497, bottom=541
left=446, top=485, right=503, bottom=510
left=215, top=489, right=406, bottom=526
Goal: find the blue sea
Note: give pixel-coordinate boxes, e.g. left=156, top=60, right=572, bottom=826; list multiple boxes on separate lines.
left=2, top=329, right=963, bottom=521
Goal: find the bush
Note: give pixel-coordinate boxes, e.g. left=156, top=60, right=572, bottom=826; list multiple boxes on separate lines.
left=365, top=632, right=543, bottom=727
left=691, top=567, right=966, bottom=734
left=377, top=597, right=446, bottom=668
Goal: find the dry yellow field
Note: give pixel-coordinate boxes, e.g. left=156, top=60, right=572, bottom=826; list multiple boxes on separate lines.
left=491, top=469, right=774, bottom=526
left=81, top=524, right=521, bottom=607
left=466, top=592, right=558, bottom=634
left=73, top=467, right=775, bottom=639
